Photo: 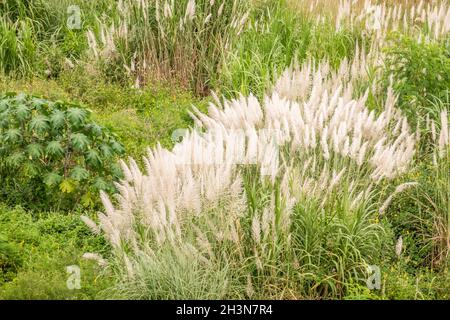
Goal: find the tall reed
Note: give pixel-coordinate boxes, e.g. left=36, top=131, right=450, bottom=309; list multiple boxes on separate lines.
left=86, top=0, right=249, bottom=94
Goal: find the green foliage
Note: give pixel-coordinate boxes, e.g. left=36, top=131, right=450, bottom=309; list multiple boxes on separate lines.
left=212, top=0, right=365, bottom=98
left=0, top=233, right=22, bottom=283
left=382, top=34, right=450, bottom=125
left=382, top=263, right=450, bottom=300
left=0, top=205, right=111, bottom=299
left=0, top=93, right=124, bottom=210
left=0, top=17, right=37, bottom=77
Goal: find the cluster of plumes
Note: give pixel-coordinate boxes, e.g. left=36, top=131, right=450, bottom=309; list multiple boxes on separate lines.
left=83, top=44, right=418, bottom=274
left=335, top=0, right=450, bottom=42
left=98, top=147, right=246, bottom=249
left=86, top=23, right=127, bottom=62
left=271, top=48, right=415, bottom=181
left=273, top=43, right=374, bottom=101
left=297, top=0, right=450, bottom=43
left=193, top=88, right=415, bottom=183
left=81, top=137, right=255, bottom=275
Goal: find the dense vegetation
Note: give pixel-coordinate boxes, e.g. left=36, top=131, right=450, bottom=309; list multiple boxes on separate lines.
left=0, top=0, right=449, bottom=299
left=0, top=93, right=124, bottom=210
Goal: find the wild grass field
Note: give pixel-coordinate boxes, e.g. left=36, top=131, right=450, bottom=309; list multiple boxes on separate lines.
left=0, top=0, right=449, bottom=300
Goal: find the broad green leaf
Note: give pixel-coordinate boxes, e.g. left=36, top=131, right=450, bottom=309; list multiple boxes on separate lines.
left=46, top=141, right=65, bottom=158
left=111, top=141, right=125, bottom=154
left=50, top=109, right=65, bottom=129
left=87, top=123, right=103, bottom=136
left=93, top=177, right=109, bottom=191
left=67, top=108, right=87, bottom=126
left=15, top=104, right=30, bottom=121
left=14, top=93, right=27, bottom=104
left=99, top=144, right=113, bottom=158
left=29, top=115, right=49, bottom=133
left=70, top=133, right=90, bottom=151
left=70, top=165, right=90, bottom=181
left=110, top=162, right=123, bottom=179
left=31, top=97, right=48, bottom=108
left=0, top=111, right=10, bottom=128
left=4, top=128, right=22, bottom=143
left=85, top=149, right=102, bottom=168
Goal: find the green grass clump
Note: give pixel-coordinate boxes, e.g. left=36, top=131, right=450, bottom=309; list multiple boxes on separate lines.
left=0, top=93, right=125, bottom=210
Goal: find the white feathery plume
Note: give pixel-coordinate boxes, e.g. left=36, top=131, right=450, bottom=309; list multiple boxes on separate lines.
left=185, top=0, right=196, bottom=21
left=438, top=110, right=449, bottom=157
left=81, top=215, right=101, bottom=235
left=395, top=236, right=403, bottom=257
left=251, top=215, right=261, bottom=244
left=82, top=253, right=108, bottom=267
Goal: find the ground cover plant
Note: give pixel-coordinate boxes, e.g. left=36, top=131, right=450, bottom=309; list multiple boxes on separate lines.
left=0, top=0, right=449, bottom=300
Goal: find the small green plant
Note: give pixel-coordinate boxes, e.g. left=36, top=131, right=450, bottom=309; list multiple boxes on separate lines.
left=0, top=93, right=124, bottom=210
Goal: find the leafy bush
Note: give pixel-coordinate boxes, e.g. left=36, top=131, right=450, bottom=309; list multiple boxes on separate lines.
left=0, top=17, right=37, bottom=77
left=382, top=34, right=450, bottom=126
left=0, top=93, right=124, bottom=210
left=388, top=110, right=450, bottom=270
left=0, top=234, right=22, bottom=283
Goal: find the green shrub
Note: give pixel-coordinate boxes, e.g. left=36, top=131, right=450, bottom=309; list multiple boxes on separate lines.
left=382, top=263, right=450, bottom=300
left=0, top=205, right=112, bottom=299
left=382, top=34, right=450, bottom=126
left=0, top=93, right=124, bottom=210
